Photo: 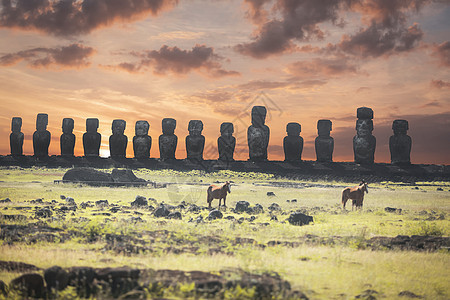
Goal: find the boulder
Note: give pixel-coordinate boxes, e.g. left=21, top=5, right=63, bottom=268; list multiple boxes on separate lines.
left=287, top=212, right=313, bottom=226
left=235, top=201, right=250, bottom=213
left=96, top=200, right=109, bottom=207
left=10, top=273, right=45, bottom=298
left=35, top=208, right=52, bottom=218
left=154, top=204, right=170, bottom=218
left=96, top=266, right=140, bottom=298
left=44, top=266, right=69, bottom=292
left=63, top=168, right=113, bottom=183
left=167, top=211, right=182, bottom=220
left=111, top=169, right=146, bottom=183
left=247, top=204, right=264, bottom=214
left=68, top=266, right=96, bottom=298
left=131, top=196, right=147, bottom=208
left=207, top=209, right=223, bottom=220
left=268, top=203, right=281, bottom=211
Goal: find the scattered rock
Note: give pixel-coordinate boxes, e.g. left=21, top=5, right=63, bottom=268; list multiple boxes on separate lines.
left=167, top=211, right=182, bottom=220
left=188, top=204, right=201, bottom=213
left=291, top=199, right=297, bottom=203
left=437, top=187, right=443, bottom=191
left=235, top=201, right=250, bottom=213
left=0, top=214, right=27, bottom=221
left=398, top=290, right=423, bottom=298
left=96, top=266, right=140, bottom=298
left=68, top=266, right=96, bottom=298
left=35, top=208, right=52, bottom=218
left=10, top=273, right=45, bottom=298
left=247, top=204, right=264, bottom=214
left=355, top=289, right=378, bottom=299
left=95, top=200, right=109, bottom=208
left=271, top=215, right=278, bottom=221
left=0, top=198, right=11, bottom=203
left=60, top=195, right=66, bottom=200
left=131, top=196, right=148, bottom=208
left=225, top=216, right=235, bottom=221
left=154, top=204, right=170, bottom=218
left=287, top=212, right=313, bottom=226
left=385, top=207, right=402, bottom=214
left=267, top=192, right=276, bottom=196
left=268, top=203, right=281, bottom=211
left=44, top=266, right=69, bottom=292
left=30, top=198, right=43, bottom=204
left=207, top=209, right=223, bottom=220
left=65, top=197, right=76, bottom=205
left=0, top=280, right=6, bottom=296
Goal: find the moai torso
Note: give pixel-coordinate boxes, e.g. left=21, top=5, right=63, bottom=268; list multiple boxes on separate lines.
left=33, top=113, right=51, bottom=157
left=109, top=119, right=127, bottom=158
left=389, top=119, right=411, bottom=165
left=283, top=122, right=303, bottom=162
left=315, top=119, right=334, bottom=162
left=83, top=118, right=101, bottom=157
left=248, top=106, right=270, bottom=161
left=186, top=120, right=205, bottom=161
left=159, top=118, right=177, bottom=160
left=133, top=120, right=152, bottom=159
left=10, top=117, right=24, bottom=156
left=60, top=118, right=75, bottom=157
left=353, top=107, right=376, bottom=164
left=218, top=122, right=236, bottom=161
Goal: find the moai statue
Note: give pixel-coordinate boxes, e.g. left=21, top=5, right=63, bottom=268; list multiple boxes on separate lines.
left=159, top=118, right=177, bottom=160
left=353, top=107, right=376, bottom=164
left=83, top=118, right=101, bottom=157
left=60, top=118, right=75, bottom=157
left=315, top=119, right=334, bottom=162
left=109, top=119, right=127, bottom=158
left=283, top=122, right=303, bottom=162
left=218, top=122, right=236, bottom=161
left=133, top=120, right=152, bottom=159
left=186, top=120, right=205, bottom=161
left=33, top=113, right=51, bottom=157
left=10, top=117, right=24, bottom=156
left=247, top=106, right=270, bottom=161
left=389, top=119, right=411, bottom=165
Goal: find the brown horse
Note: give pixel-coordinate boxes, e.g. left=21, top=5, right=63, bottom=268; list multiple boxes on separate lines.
left=207, top=181, right=231, bottom=208
left=341, top=181, right=368, bottom=210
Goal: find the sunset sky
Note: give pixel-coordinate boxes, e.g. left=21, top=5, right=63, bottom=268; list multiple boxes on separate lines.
left=0, top=0, right=449, bottom=164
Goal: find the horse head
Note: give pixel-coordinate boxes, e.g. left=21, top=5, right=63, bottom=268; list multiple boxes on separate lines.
left=360, top=180, right=368, bottom=193
left=225, top=181, right=231, bottom=193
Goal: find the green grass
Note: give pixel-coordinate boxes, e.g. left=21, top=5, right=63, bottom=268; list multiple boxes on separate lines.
left=0, top=167, right=449, bottom=299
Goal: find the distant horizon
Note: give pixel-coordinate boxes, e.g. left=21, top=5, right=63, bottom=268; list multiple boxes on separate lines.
left=1, top=1, right=449, bottom=164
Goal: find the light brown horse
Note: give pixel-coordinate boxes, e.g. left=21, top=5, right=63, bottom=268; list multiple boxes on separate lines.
left=341, top=181, right=368, bottom=210
left=207, top=181, right=231, bottom=208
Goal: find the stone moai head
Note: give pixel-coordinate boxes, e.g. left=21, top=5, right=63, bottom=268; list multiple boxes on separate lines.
left=162, top=118, right=176, bottom=135
left=317, top=120, right=332, bottom=136
left=392, top=119, right=408, bottom=135
left=36, top=113, right=48, bottom=131
left=135, top=120, right=149, bottom=136
left=220, top=122, right=234, bottom=137
left=62, top=118, right=74, bottom=134
left=251, top=106, right=267, bottom=127
left=188, top=120, right=203, bottom=136
left=357, top=107, right=373, bottom=120
left=112, top=119, right=126, bottom=135
left=356, top=107, right=374, bottom=136
left=86, top=118, right=99, bottom=133
left=11, top=117, right=22, bottom=132
left=286, top=122, right=301, bottom=136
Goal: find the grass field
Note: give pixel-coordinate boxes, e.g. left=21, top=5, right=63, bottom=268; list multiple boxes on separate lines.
left=0, top=167, right=449, bottom=299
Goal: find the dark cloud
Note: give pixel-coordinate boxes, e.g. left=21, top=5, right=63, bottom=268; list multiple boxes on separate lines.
left=430, top=79, right=450, bottom=89
left=0, top=0, right=178, bottom=36
left=108, top=45, right=240, bottom=77
left=0, top=43, right=96, bottom=68
left=236, top=0, right=433, bottom=59
left=432, top=41, right=450, bottom=67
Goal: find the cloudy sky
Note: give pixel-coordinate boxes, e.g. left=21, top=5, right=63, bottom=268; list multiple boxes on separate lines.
left=0, top=0, right=449, bottom=164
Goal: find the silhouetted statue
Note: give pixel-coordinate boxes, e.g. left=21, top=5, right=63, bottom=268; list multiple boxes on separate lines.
left=60, top=118, right=75, bottom=157
left=186, top=120, right=205, bottom=161
left=315, top=119, right=334, bottom=162
left=283, top=122, right=303, bottom=162
left=353, top=107, right=376, bottom=164
left=83, top=118, right=101, bottom=157
left=159, top=118, right=177, bottom=160
left=133, top=120, right=152, bottom=159
left=109, top=119, right=127, bottom=158
left=33, top=113, right=51, bottom=157
left=218, top=122, right=236, bottom=161
left=248, top=106, right=270, bottom=161
left=10, top=117, right=24, bottom=156
left=389, top=119, right=411, bottom=165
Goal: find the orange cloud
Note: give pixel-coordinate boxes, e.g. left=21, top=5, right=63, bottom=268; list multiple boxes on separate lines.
left=432, top=41, right=450, bottom=67
left=0, top=0, right=178, bottom=36
left=0, top=44, right=96, bottom=69
left=430, top=79, right=450, bottom=89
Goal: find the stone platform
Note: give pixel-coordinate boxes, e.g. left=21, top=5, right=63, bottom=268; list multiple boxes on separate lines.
left=1, top=155, right=449, bottom=183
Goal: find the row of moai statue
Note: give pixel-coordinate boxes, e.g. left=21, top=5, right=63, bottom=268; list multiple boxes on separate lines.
left=9, top=106, right=412, bottom=164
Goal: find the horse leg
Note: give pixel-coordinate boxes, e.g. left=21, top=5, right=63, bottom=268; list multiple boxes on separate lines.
left=223, top=196, right=227, bottom=208
left=218, top=198, right=221, bottom=208
left=207, top=195, right=212, bottom=208
left=342, top=191, right=349, bottom=209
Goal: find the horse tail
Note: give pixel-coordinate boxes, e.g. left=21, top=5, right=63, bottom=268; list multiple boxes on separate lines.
left=341, top=188, right=349, bottom=208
